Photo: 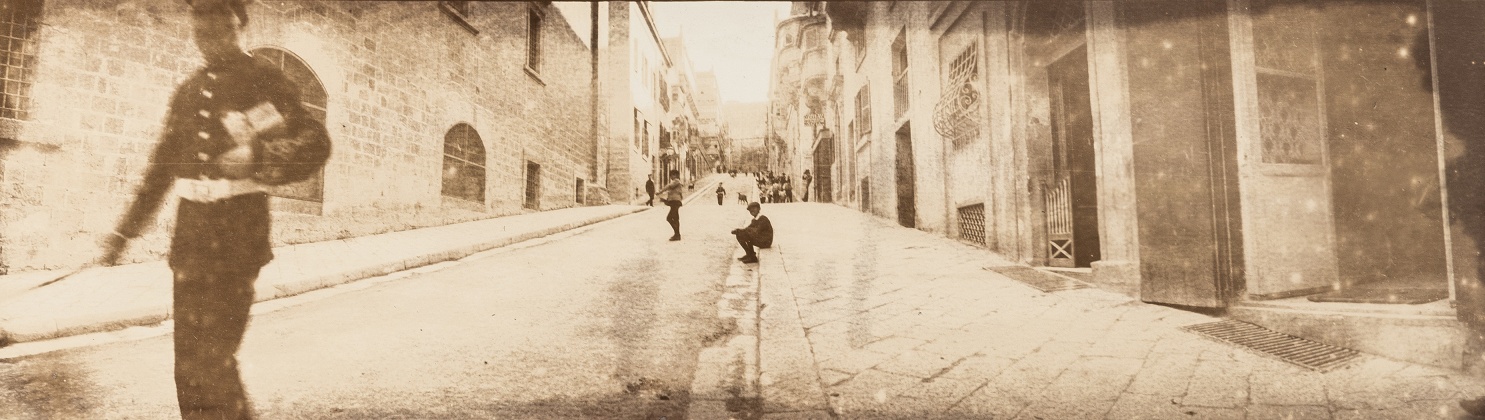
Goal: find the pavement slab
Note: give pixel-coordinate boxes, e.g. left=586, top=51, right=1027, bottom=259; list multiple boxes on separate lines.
left=725, top=203, right=1485, bottom=419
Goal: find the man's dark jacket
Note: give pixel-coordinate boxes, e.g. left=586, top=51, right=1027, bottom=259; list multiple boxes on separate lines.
left=115, top=53, right=331, bottom=271
left=739, top=215, right=774, bottom=248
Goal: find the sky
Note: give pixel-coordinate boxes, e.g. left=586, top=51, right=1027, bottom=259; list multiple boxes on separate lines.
left=552, top=2, right=791, bottom=104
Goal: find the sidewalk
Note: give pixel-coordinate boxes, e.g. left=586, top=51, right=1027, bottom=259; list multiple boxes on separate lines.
left=693, top=202, right=1485, bottom=419
left=0, top=174, right=728, bottom=347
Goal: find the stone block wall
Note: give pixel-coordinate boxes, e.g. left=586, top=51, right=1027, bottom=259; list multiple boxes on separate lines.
left=0, top=0, right=598, bottom=272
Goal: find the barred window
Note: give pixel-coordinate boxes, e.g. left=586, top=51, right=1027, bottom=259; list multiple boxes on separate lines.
left=527, top=7, right=543, bottom=72
left=442, top=123, right=486, bottom=203
left=946, top=43, right=979, bottom=91
left=0, top=0, right=41, bottom=121
left=892, top=29, right=910, bottom=120
left=855, top=86, right=871, bottom=135
left=251, top=48, right=327, bottom=204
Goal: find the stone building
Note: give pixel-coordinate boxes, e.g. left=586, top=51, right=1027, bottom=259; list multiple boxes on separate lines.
left=765, top=3, right=833, bottom=202
left=693, top=71, right=725, bottom=172
left=0, top=0, right=601, bottom=271
left=812, top=0, right=1485, bottom=370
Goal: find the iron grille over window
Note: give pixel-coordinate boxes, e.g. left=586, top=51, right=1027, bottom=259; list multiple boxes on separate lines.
left=891, top=30, right=909, bottom=120
left=251, top=48, right=327, bottom=203
left=0, top=0, right=40, bottom=121
left=527, top=7, right=543, bottom=72
left=935, top=43, right=982, bottom=145
left=442, top=123, right=486, bottom=203
left=855, top=86, right=871, bottom=135
left=524, top=161, right=542, bottom=209
left=958, top=203, right=987, bottom=245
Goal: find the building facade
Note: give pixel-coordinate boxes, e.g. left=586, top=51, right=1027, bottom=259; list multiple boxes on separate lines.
left=815, top=0, right=1485, bottom=370
left=0, top=0, right=601, bottom=271
left=766, top=3, right=835, bottom=202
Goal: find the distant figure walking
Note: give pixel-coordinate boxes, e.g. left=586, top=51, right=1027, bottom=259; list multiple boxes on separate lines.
left=715, top=184, right=726, bottom=205
left=802, top=169, right=813, bottom=202
left=657, top=169, right=685, bottom=240
left=645, top=175, right=656, bottom=207
left=731, top=202, right=773, bottom=264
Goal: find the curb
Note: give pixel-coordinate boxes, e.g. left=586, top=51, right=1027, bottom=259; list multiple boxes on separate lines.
left=0, top=207, right=647, bottom=347
left=688, top=246, right=764, bottom=419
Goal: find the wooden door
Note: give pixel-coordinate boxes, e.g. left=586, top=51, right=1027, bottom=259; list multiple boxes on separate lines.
left=1124, top=1, right=1245, bottom=307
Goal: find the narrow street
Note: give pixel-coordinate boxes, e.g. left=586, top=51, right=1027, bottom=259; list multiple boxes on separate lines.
left=5, top=199, right=1485, bottom=419
left=0, top=199, right=745, bottom=419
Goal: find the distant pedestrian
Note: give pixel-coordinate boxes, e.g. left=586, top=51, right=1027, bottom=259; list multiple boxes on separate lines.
left=731, top=202, right=773, bottom=264
left=645, top=175, right=656, bottom=206
left=715, top=184, right=726, bottom=205
left=657, top=169, right=685, bottom=240
left=785, top=181, right=795, bottom=203
left=98, top=0, right=331, bottom=418
left=802, top=170, right=813, bottom=202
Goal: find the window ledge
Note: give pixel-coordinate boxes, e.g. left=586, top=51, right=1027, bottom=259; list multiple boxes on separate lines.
left=524, top=66, right=546, bottom=85
left=440, top=3, right=479, bottom=35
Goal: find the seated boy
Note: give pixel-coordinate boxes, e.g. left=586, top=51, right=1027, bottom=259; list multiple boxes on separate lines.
left=731, top=202, right=773, bottom=264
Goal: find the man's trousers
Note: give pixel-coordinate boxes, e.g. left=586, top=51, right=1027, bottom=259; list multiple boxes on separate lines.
left=173, top=265, right=260, bottom=420
left=665, top=200, right=681, bottom=236
left=735, top=232, right=770, bottom=257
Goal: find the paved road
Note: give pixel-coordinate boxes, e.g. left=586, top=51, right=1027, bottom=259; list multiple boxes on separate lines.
left=0, top=198, right=753, bottom=419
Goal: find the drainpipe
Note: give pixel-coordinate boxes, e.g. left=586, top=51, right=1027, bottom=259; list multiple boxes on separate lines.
left=591, top=2, right=601, bottom=184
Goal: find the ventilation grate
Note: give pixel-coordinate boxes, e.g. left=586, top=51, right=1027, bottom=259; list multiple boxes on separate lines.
left=985, top=266, right=1088, bottom=292
left=958, top=203, right=986, bottom=246
left=1182, top=320, right=1362, bottom=372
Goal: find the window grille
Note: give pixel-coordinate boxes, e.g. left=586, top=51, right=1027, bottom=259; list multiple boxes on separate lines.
left=527, top=8, right=543, bottom=71
left=0, top=0, right=40, bottom=121
left=935, top=43, right=983, bottom=145
left=855, top=86, right=871, bottom=134
left=524, top=161, right=542, bottom=209
left=958, top=203, right=987, bottom=245
left=891, top=30, right=909, bottom=120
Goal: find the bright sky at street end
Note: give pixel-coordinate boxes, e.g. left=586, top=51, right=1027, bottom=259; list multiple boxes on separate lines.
left=553, top=2, right=792, bottom=103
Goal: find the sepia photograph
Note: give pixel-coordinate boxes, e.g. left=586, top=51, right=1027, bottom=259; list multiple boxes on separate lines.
left=1, top=0, right=1485, bottom=418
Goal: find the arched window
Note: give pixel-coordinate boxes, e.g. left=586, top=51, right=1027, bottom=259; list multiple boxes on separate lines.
left=250, top=47, right=327, bottom=204
left=442, top=123, right=486, bottom=203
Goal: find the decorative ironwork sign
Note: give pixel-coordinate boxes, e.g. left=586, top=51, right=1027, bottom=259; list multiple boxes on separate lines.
left=803, top=113, right=823, bottom=125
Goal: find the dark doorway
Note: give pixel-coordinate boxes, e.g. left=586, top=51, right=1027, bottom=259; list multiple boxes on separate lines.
left=524, top=161, right=541, bottom=209
left=813, top=133, right=835, bottom=203
left=1048, top=46, right=1100, bottom=267
left=575, top=178, right=585, bottom=205
left=894, top=124, right=916, bottom=228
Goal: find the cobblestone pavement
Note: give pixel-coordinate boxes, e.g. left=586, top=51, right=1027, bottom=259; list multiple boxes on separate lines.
left=748, top=203, right=1485, bottom=420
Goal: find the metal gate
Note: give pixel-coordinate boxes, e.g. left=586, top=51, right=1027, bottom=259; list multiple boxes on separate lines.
left=1044, top=178, right=1074, bottom=267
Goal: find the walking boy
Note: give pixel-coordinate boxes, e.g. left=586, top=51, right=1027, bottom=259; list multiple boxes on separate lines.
left=657, top=169, right=685, bottom=240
